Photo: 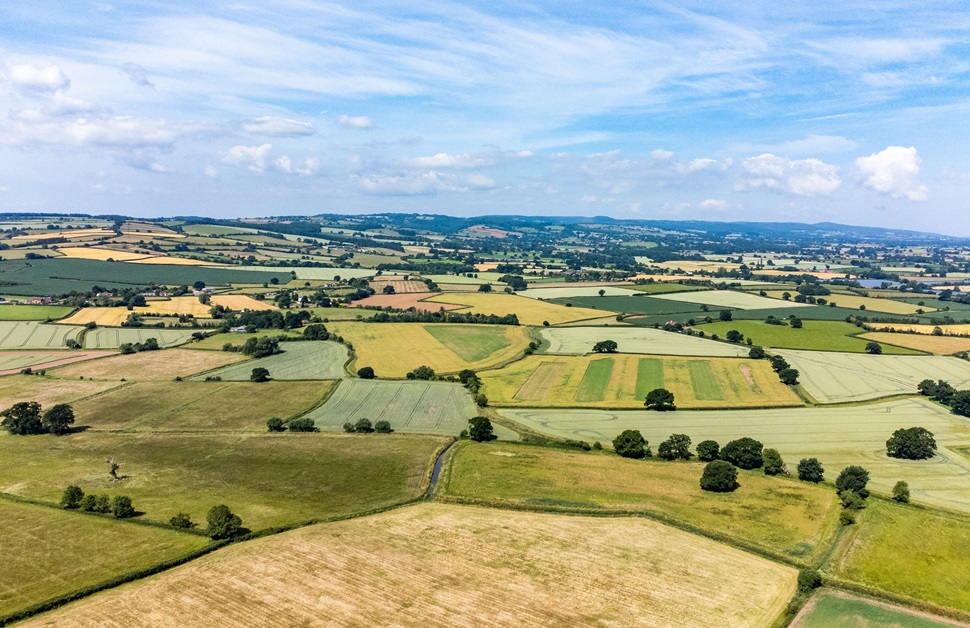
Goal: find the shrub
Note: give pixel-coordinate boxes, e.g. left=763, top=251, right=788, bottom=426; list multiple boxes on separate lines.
left=170, top=512, right=195, bottom=529
left=762, top=448, right=787, bottom=475
left=796, top=458, right=824, bottom=483
left=266, top=417, right=286, bottom=432
left=60, top=485, right=84, bottom=509
left=839, top=510, right=856, bottom=525
left=797, top=569, right=822, bottom=594
left=206, top=505, right=242, bottom=540
left=94, top=494, right=111, bottom=513
left=840, top=490, right=866, bottom=510
left=720, top=437, right=764, bottom=470
left=695, top=440, right=720, bottom=462
left=112, top=495, right=136, bottom=519
left=612, top=430, right=649, bottom=459
left=342, top=422, right=355, bottom=433
left=893, top=480, right=911, bottom=503
left=886, top=427, right=937, bottom=460
left=288, top=417, right=318, bottom=432
left=374, top=419, right=393, bottom=433
left=700, top=460, right=739, bottom=492
left=353, top=417, right=374, bottom=433
left=357, top=366, right=376, bottom=379
left=78, top=494, right=97, bottom=512
left=835, top=466, right=870, bottom=499
left=250, top=367, right=270, bottom=383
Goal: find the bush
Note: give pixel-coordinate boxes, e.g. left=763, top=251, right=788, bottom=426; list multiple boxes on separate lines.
left=839, top=510, right=856, bottom=525
left=468, top=416, right=496, bottom=442
left=342, top=422, right=355, bottom=433
left=406, top=365, right=435, bottom=380
left=112, top=495, right=136, bottom=519
left=60, top=485, right=84, bottom=509
left=797, top=569, right=822, bottom=594
left=170, top=512, right=195, bottom=529
left=893, top=480, right=911, bottom=503
left=835, top=466, right=870, bottom=499
left=250, top=367, right=270, bottom=383
left=78, top=494, right=97, bottom=512
left=840, top=490, right=866, bottom=510
left=796, top=458, right=824, bottom=483
left=748, top=346, right=765, bottom=359
left=886, top=426, right=937, bottom=460
left=206, top=505, right=242, bottom=540
left=695, top=440, right=720, bottom=462
left=657, top=434, right=692, bottom=460
left=374, top=419, right=393, bottom=433
left=762, top=448, right=787, bottom=475
left=288, top=417, right=319, bottom=432
left=266, top=417, right=286, bottom=432
left=94, top=494, right=111, bottom=513
left=612, top=429, right=649, bottom=459
left=353, top=417, right=374, bottom=433
left=357, top=366, right=376, bottom=379
left=700, top=460, right=739, bottom=492
left=720, top=437, right=764, bottom=470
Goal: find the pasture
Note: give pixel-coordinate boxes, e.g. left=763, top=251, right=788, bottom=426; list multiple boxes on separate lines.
left=0, top=321, right=82, bottom=349
left=861, top=332, right=970, bottom=354
left=498, top=398, right=970, bottom=513
left=650, top=290, right=811, bottom=310
left=777, top=350, right=970, bottom=403
left=444, top=443, right=840, bottom=562
left=765, top=291, right=930, bottom=315
left=481, top=354, right=801, bottom=409
left=84, top=328, right=200, bottom=349
left=0, top=499, right=207, bottom=619
left=327, top=321, right=531, bottom=377
left=0, top=432, right=446, bottom=532
left=0, top=375, right=124, bottom=409
left=189, top=341, right=348, bottom=381
left=539, top=326, right=749, bottom=357
left=697, top=320, right=920, bottom=354
left=51, top=348, right=246, bottom=381
left=423, top=292, right=605, bottom=325
left=72, top=380, right=332, bottom=431
left=20, top=503, right=797, bottom=628
left=518, top=285, right=640, bottom=299
left=0, top=305, right=74, bottom=321
left=0, top=351, right=111, bottom=376
left=792, top=590, right=963, bottom=628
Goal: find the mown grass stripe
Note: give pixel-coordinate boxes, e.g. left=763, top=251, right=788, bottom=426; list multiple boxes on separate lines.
left=574, top=358, right=614, bottom=402
left=688, top=360, right=724, bottom=400
left=635, top=358, right=664, bottom=400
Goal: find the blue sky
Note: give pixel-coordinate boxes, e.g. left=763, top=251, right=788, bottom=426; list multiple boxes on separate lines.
left=1, top=1, right=969, bottom=233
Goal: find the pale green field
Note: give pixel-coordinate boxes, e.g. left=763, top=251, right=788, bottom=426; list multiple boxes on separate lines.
left=189, top=341, right=348, bottom=380
left=650, top=290, right=813, bottom=310
left=518, top=286, right=641, bottom=299
left=0, top=321, right=82, bottom=349
left=499, top=398, right=970, bottom=513
left=84, top=327, right=199, bottom=349
left=792, top=591, right=962, bottom=628
left=540, top=326, right=748, bottom=357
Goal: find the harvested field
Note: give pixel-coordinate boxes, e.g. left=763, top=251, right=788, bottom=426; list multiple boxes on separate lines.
left=12, top=228, right=114, bottom=241
left=651, top=290, right=812, bottom=310
left=84, top=328, right=199, bottom=349
left=327, top=321, right=531, bottom=377
left=59, top=308, right=132, bottom=326
left=20, top=503, right=797, bottom=628
left=352, top=292, right=465, bottom=312
left=0, top=305, right=74, bottom=321
left=0, top=321, right=82, bottom=349
left=0, top=375, right=124, bottom=409
left=0, top=500, right=208, bottom=619
left=0, top=351, right=110, bottom=376
left=698, top=320, right=920, bottom=354
left=867, top=323, right=970, bottom=336
left=72, top=380, right=332, bottom=431
left=54, top=247, right=151, bottom=261
left=791, top=590, right=964, bottom=628
left=368, top=279, right=430, bottom=293
left=483, top=354, right=800, bottom=409
left=61, top=297, right=252, bottom=327
left=862, top=332, right=970, bottom=354
left=540, top=326, right=748, bottom=356
left=778, top=350, right=970, bottom=403
left=765, top=291, right=931, bottom=315
left=189, top=341, right=348, bottom=381
left=209, top=295, right=277, bottom=311
left=499, top=398, right=970, bottom=513
left=423, top=292, right=604, bottom=325
left=444, top=443, right=840, bottom=562
left=51, top=348, right=247, bottom=381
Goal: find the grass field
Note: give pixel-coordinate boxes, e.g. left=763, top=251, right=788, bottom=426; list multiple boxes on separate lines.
left=0, top=321, right=82, bottom=349
left=188, top=341, right=348, bottom=380
left=20, top=503, right=797, bottom=628
left=424, top=292, right=605, bottom=325
left=0, top=432, right=446, bottom=532
left=0, top=305, right=74, bottom=320
left=84, top=328, right=200, bottom=349
left=499, top=398, right=970, bottom=513
left=481, top=354, right=801, bottom=409
left=778, top=350, right=970, bottom=403
left=72, top=380, right=332, bottom=431
left=443, top=442, right=840, bottom=562
left=539, top=326, right=749, bottom=356
left=791, top=590, right=964, bottom=628
left=0, top=375, right=124, bottom=410
left=0, top=499, right=208, bottom=619
left=698, top=320, right=921, bottom=354
left=765, top=291, right=931, bottom=315
left=327, top=321, right=531, bottom=377
left=651, top=290, right=812, bottom=310
left=518, top=285, right=641, bottom=299
left=191, top=329, right=300, bottom=350
left=832, top=500, right=970, bottom=614
left=51, top=348, right=247, bottom=381
left=11, top=228, right=114, bottom=241
left=861, top=332, right=970, bottom=355
left=0, top=351, right=111, bottom=376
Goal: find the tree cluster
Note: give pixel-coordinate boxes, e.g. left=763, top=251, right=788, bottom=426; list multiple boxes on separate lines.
left=1, top=402, right=75, bottom=435
left=119, top=337, right=160, bottom=354
left=342, top=417, right=392, bottom=433
left=61, top=486, right=135, bottom=518
left=592, top=339, right=618, bottom=353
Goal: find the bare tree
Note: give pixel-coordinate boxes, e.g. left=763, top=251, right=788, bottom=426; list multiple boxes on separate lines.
left=106, top=458, right=122, bottom=481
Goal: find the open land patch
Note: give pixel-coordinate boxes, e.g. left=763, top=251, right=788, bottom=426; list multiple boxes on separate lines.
left=19, top=503, right=797, bottom=628
left=51, top=348, right=247, bottom=381
left=0, top=375, right=124, bottom=409
left=423, top=292, right=605, bottom=325
left=499, top=398, right=970, bottom=513
left=765, top=291, right=932, bottom=315
left=54, top=247, right=152, bottom=262
left=0, top=351, right=111, bottom=376
left=861, top=332, right=970, bottom=355
left=0, top=305, right=74, bottom=321
left=0, top=321, right=82, bottom=349
left=791, top=590, right=967, bottom=628
left=517, top=285, right=640, bottom=299
left=352, top=292, right=465, bottom=312
left=651, top=289, right=813, bottom=310
left=84, top=328, right=200, bottom=349
left=189, top=341, right=348, bottom=381
left=698, top=320, right=921, bottom=354
left=539, top=326, right=749, bottom=356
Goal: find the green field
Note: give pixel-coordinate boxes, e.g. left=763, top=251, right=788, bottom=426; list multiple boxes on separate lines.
left=84, top=327, right=200, bottom=349
left=574, top=358, right=614, bottom=401
left=423, top=325, right=514, bottom=362
left=634, top=358, right=664, bottom=398
left=0, top=432, right=447, bottom=532
left=442, top=442, right=840, bottom=562
left=792, top=590, right=962, bottom=628
left=688, top=360, right=723, bottom=400
left=517, top=286, right=642, bottom=299
left=650, top=290, right=811, bottom=310
left=698, top=320, right=921, bottom=354
left=189, top=341, right=348, bottom=381
left=539, top=326, right=749, bottom=357
left=624, top=283, right=708, bottom=294
left=0, top=321, right=82, bottom=349
left=192, top=329, right=301, bottom=350
left=0, top=305, right=74, bottom=320
left=0, top=499, right=208, bottom=618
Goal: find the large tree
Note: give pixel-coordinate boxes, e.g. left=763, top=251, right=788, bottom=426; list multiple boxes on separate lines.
left=886, top=427, right=937, bottom=460
left=0, top=401, right=44, bottom=435
left=42, top=404, right=75, bottom=435
left=468, top=416, right=496, bottom=442
left=700, top=460, right=739, bottom=492
left=695, top=440, right=720, bottom=462
left=657, top=434, right=693, bottom=460
left=835, top=466, right=870, bottom=499
left=796, top=458, right=824, bottom=483
left=592, top=340, right=618, bottom=353
left=644, top=388, right=676, bottom=411
left=949, top=390, right=970, bottom=417
left=206, top=505, right=242, bottom=540
left=720, top=437, right=764, bottom=470
left=612, top=430, right=649, bottom=459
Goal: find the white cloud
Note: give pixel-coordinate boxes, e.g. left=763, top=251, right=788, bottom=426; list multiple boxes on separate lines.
left=403, top=152, right=492, bottom=168
left=275, top=155, right=319, bottom=176
left=737, top=154, right=841, bottom=197
left=338, top=115, right=373, bottom=129
left=222, top=144, right=273, bottom=173
left=699, top=198, right=728, bottom=209
left=242, top=116, right=315, bottom=137
left=677, top=158, right=732, bottom=174
left=650, top=149, right=675, bottom=161
left=9, top=64, right=70, bottom=92
left=855, top=146, right=928, bottom=201
left=204, top=165, right=219, bottom=178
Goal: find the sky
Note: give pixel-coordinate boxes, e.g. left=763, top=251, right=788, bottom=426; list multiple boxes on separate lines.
left=1, top=1, right=970, bottom=233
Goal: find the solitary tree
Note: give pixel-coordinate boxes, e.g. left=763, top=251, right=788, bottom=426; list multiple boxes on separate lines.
left=657, top=434, right=693, bottom=460
left=835, top=466, right=870, bottom=499
left=700, top=460, right=739, bottom=492
left=206, top=505, right=242, bottom=540
left=468, top=416, right=496, bottom=442
left=592, top=340, right=618, bottom=353
left=357, top=366, right=376, bottom=379
left=725, top=330, right=744, bottom=343
left=106, top=458, right=122, bottom=481
left=60, top=485, right=84, bottom=509
left=112, top=495, right=136, bottom=519
left=865, top=341, right=883, bottom=355
left=612, top=430, right=649, bottom=459
left=0, top=401, right=44, bottom=435
left=886, top=427, right=937, bottom=460
left=797, top=458, right=825, bottom=483
left=720, top=437, right=764, bottom=470
left=762, top=448, right=787, bottom=475
left=42, top=404, right=75, bottom=435
left=250, top=367, right=270, bottom=383
left=477, top=283, right=492, bottom=293
left=892, top=481, right=911, bottom=503
left=790, top=317, right=803, bottom=329
left=598, top=289, right=606, bottom=297
left=644, top=388, right=676, bottom=411
left=696, top=440, right=720, bottom=462
left=719, top=309, right=733, bottom=322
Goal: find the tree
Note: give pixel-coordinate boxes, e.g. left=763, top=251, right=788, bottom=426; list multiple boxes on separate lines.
left=60, top=485, right=84, bottom=509
left=288, top=417, right=318, bottom=432
left=886, top=427, right=937, bottom=460
left=949, top=390, right=970, bottom=417
left=612, top=430, right=649, bottom=459
left=112, top=495, right=135, bottom=518
left=406, top=365, right=435, bottom=380
left=748, top=346, right=765, bottom=359
left=193, top=280, right=206, bottom=291
left=353, top=417, right=374, bottom=433
left=342, top=422, right=355, bottom=433
left=657, top=434, right=692, bottom=460
left=933, top=381, right=957, bottom=405
left=720, top=437, right=764, bottom=470
left=241, top=336, right=280, bottom=359
left=250, top=367, right=270, bottom=382
left=477, top=283, right=492, bottom=293
left=79, top=494, right=97, bottom=512
left=719, top=309, right=733, bottom=321
left=797, top=458, right=825, bottom=483
left=382, top=285, right=396, bottom=294
left=840, top=490, right=866, bottom=510
left=42, top=404, right=75, bottom=435
left=206, top=505, right=242, bottom=540
left=468, top=416, right=496, bottom=442
left=696, top=440, right=720, bottom=462
left=303, top=324, right=330, bottom=340
left=598, top=289, right=606, bottom=297
left=375, top=419, right=393, bottom=433
left=725, top=330, right=744, bottom=343
left=917, top=379, right=938, bottom=397
left=644, top=388, right=676, bottom=411
left=700, top=460, right=739, bottom=492
left=266, top=417, right=286, bottom=432
left=769, top=355, right=789, bottom=372
left=790, top=317, right=803, bottom=329
left=357, top=366, right=376, bottom=379
left=797, top=570, right=822, bottom=594
left=893, top=480, right=911, bottom=503
left=762, top=448, right=787, bottom=475
left=865, top=341, right=882, bottom=355
left=94, top=494, right=111, bottom=513
left=106, top=458, right=122, bottom=481
left=1, top=401, right=44, bottom=435
left=170, top=513, right=195, bottom=529
left=778, top=368, right=800, bottom=385
left=835, top=466, right=870, bottom=499
left=592, top=339, right=618, bottom=353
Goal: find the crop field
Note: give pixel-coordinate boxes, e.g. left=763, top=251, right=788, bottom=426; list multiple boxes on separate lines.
left=868, top=323, right=970, bottom=336
left=21, top=503, right=797, bottom=628
left=481, top=354, right=801, bottom=409
left=352, top=292, right=466, bottom=312
left=0, top=304, right=74, bottom=320
left=423, top=292, right=605, bottom=325
left=0, top=351, right=111, bottom=376
left=777, top=350, right=970, bottom=403
left=368, top=279, right=430, bottom=293
left=0, top=375, right=124, bottom=409
left=191, top=329, right=300, bottom=350
left=0, top=499, right=208, bottom=619
left=327, top=321, right=531, bottom=377
left=832, top=500, right=970, bottom=614
left=444, top=443, right=840, bottom=562
left=54, top=246, right=152, bottom=261
left=653, top=260, right=742, bottom=272
left=181, top=224, right=260, bottom=235
left=0, top=432, right=446, bottom=533
left=539, top=325, right=749, bottom=356
left=129, top=255, right=220, bottom=266
left=51, top=348, right=247, bottom=381
left=791, top=590, right=963, bottom=628
left=189, top=341, right=348, bottom=381
left=299, top=379, right=485, bottom=436
left=60, top=308, right=135, bottom=326
left=697, top=320, right=921, bottom=354
left=499, top=398, right=970, bottom=513
left=0, top=321, right=82, bottom=349
left=623, top=282, right=710, bottom=294
left=550, top=294, right=705, bottom=316
left=764, top=291, right=930, bottom=315
left=860, top=332, right=970, bottom=354
left=11, top=228, right=115, bottom=241
left=84, top=327, right=200, bottom=349
left=651, top=290, right=812, bottom=310
left=518, top=285, right=640, bottom=299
